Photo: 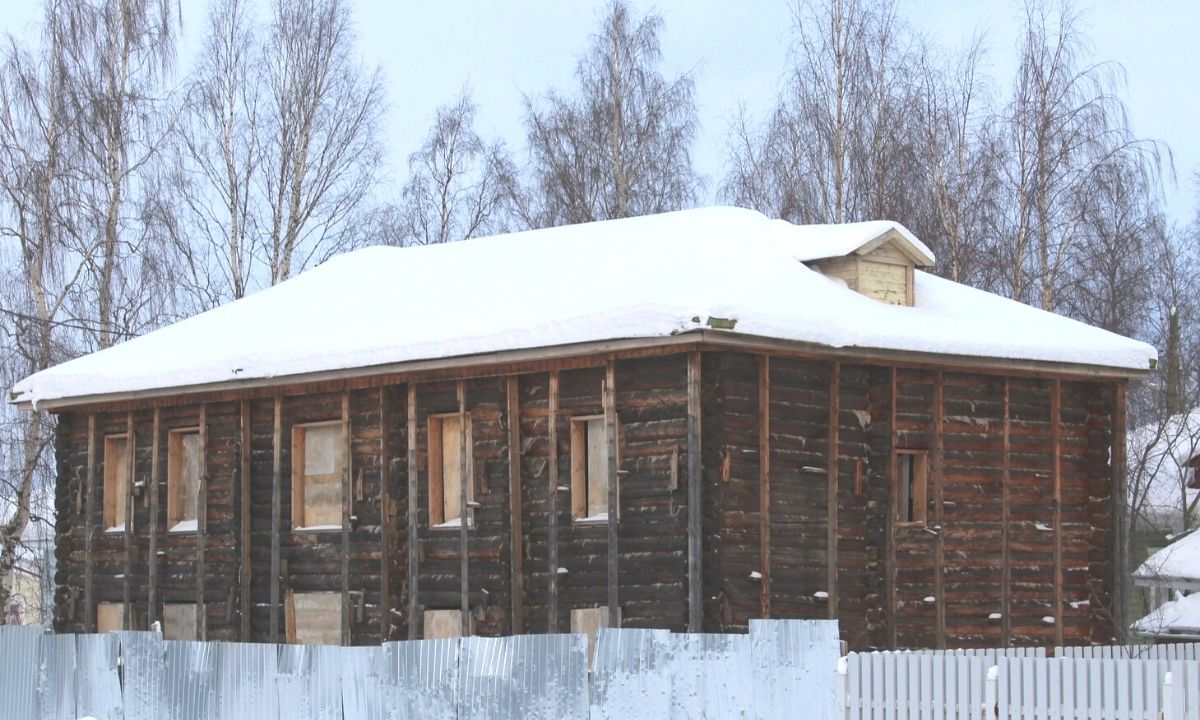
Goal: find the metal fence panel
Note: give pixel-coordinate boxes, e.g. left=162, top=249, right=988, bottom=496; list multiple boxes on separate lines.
left=115, top=631, right=164, bottom=720
left=339, top=646, right=385, bottom=720
left=75, top=634, right=122, bottom=720
left=750, top=619, right=840, bottom=720
left=162, top=640, right=218, bottom=720
left=0, top=625, right=41, bottom=719
left=37, top=632, right=77, bottom=720
left=214, top=641, right=279, bottom=720
left=457, top=634, right=589, bottom=720
left=276, top=643, right=345, bottom=720
left=385, top=637, right=460, bottom=720
left=590, top=628, right=673, bottom=719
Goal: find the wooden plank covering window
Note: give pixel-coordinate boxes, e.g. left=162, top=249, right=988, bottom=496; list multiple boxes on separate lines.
left=570, top=417, right=609, bottom=522
left=427, top=414, right=473, bottom=527
left=291, top=422, right=344, bottom=529
left=286, top=591, right=341, bottom=645
left=167, top=429, right=201, bottom=531
left=162, top=603, right=197, bottom=641
left=424, top=609, right=472, bottom=639
left=895, top=450, right=928, bottom=525
left=96, top=602, right=124, bottom=633
left=571, top=606, right=616, bottom=662
left=103, top=435, right=129, bottom=530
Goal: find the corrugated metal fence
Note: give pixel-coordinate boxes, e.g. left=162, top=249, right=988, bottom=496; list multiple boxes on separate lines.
left=0, top=619, right=840, bottom=720
left=841, top=643, right=1200, bottom=720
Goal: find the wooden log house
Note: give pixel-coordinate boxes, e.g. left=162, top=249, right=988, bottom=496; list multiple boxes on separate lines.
left=12, top=208, right=1155, bottom=650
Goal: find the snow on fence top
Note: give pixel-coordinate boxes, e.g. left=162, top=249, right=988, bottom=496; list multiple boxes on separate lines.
left=11, top=206, right=1156, bottom=408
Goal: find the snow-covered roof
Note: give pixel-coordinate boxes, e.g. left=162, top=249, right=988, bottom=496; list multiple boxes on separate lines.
left=1132, top=591, right=1200, bottom=639
left=11, top=207, right=1156, bottom=409
left=1134, top=530, right=1200, bottom=588
left=773, top=219, right=935, bottom=266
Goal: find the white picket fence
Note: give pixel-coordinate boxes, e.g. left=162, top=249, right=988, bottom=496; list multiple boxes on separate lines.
left=840, top=644, right=1200, bottom=720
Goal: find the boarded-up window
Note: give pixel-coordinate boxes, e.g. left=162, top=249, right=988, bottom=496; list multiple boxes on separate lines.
left=286, top=591, right=341, bottom=645
left=103, top=435, right=129, bottom=531
left=571, top=417, right=610, bottom=522
left=571, top=606, right=616, bottom=661
left=291, top=423, right=343, bottom=530
left=96, top=602, right=124, bottom=633
left=167, top=430, right=201, bottom=532
left=428, top=414, right=473, bottom=527
left=423, top=609, right=473, bottom=639
left=896, top=450, right=928, bottom=525
left=162, top=603, right=197, bottom=641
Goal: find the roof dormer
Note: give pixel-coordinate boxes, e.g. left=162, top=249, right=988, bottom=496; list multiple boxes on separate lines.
left=778, top=222, right=935, bottom=307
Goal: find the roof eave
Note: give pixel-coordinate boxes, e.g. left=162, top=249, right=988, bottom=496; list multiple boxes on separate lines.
left=12, top=329, right=1150, bottom=412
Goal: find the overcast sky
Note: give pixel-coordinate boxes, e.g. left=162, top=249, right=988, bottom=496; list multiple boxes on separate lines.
left=6, top=0, right=1198, bottom=223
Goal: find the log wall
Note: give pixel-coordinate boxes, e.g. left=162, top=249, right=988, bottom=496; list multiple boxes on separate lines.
left=50, top=349, right=1118, bottom=650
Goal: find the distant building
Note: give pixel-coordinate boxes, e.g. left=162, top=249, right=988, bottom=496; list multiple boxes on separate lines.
left=1132, top=529, right=1200, bottom=641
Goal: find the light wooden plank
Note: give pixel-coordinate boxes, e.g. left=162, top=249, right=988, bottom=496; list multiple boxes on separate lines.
left=687, top=351, right=702, bottom=632
left=506, top=376, right=524, bottom=635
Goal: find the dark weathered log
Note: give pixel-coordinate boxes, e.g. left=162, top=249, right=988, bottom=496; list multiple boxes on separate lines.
left=197, top=403, right=208, bottom=640
left=547, top=371, right=560, bottom=631
left=605, top=360, right=619, bottom=627
left=406, top=384, right=418, bottom=639
left=687, top=351, right=702, bottom=632
left=758, top=355, right=771, bottom=620
left=240, top=400, right=252, bottom=639
left=341, top=391, right=351, bottom=646
left=270, top=397, right=281, bottom=642
left=826, top=361, right=839, bottom=620
left=458, top=379, right=469, bottom=636
left=507, top=376, right=523, bottom=634
left=148, top=408, right=161, bottom=627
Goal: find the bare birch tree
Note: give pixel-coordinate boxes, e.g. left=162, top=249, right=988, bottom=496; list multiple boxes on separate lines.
left=0, top=4, right=82, bottom=623
left=523, top=1, right=699, bottom=227
left=722, top=0, right=932, bottom=238
left=60, top=0, right=179, bottom=349
left=168, top=0, right=262, bottom=311
left=260, top=0, right=384, bottom=283
left=381, top=90, right=517, bottom=246
left=997, top=0, right=1165, bottom=310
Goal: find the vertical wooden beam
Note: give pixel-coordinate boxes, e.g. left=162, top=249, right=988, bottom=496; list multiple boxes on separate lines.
left=547, top=371, right=560, bottom=631
left=506, top=376, right=524, bottom=634
left=270, top=397, right=282, bottom=643
left=687, top=352, right=703, bottom=632
left=457, top=380, right=470, bottom=637
left=605, top=360, right=620, bottom=628
left=84, top=413, right=95, bottom=633
left=239, top=400, right=252, bottom=640
left=341, top=391, right=352, bottom=646
left=406, top=384, right=419, bottom=639
left=758, top=355, right=772, bottom=620
left=1112, top=380, right=1128, bottom=642
left=1051, top=378, right=1063, bottom=647
left=379, top=388, right=392, bottom=640
left=827, top=361, right=840, bottom=620
left=148, top=408, right=161, bottom=629
left=197, top=403, right=208, bottom=640
left=123, top=411, right=134, bottom=630
left=933, top=370, right=946, bottom=649
left=886, top=369, right=897, bottom=650
left=1001, top=379, right=1012, bottom=647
